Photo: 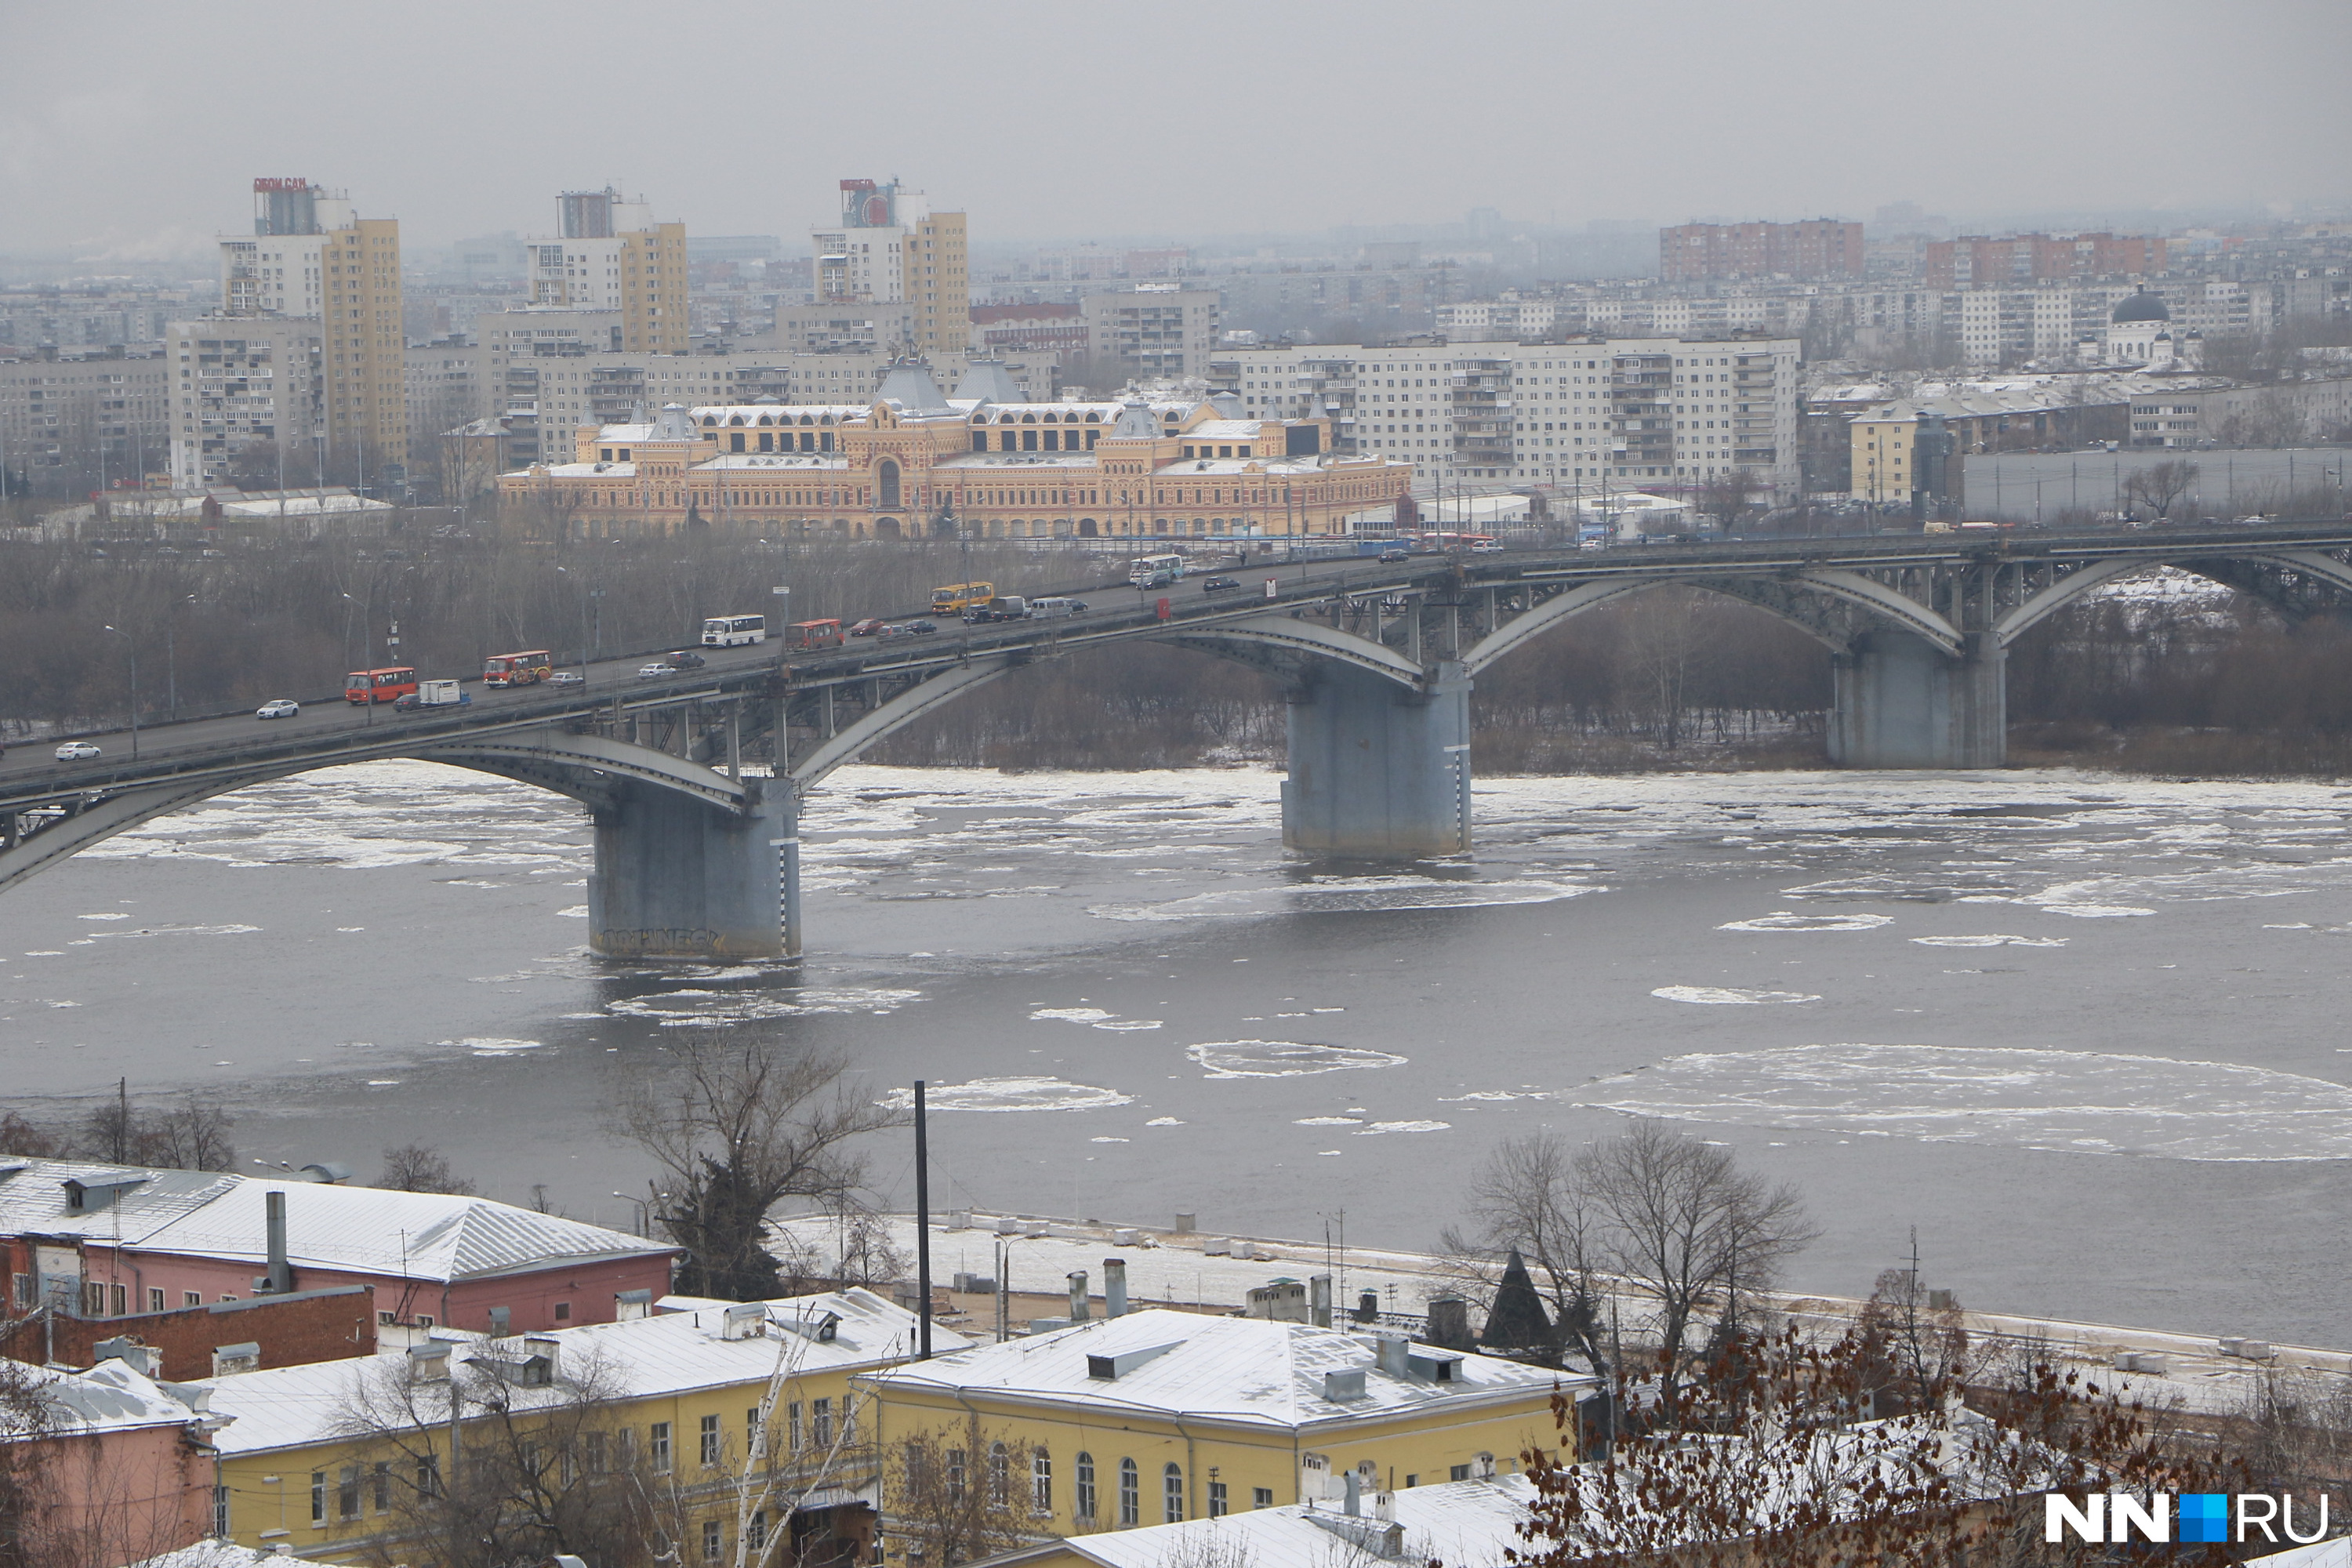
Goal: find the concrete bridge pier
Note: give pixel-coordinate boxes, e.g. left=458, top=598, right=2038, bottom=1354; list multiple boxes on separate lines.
left=1282, top=659, right=1472, bottom=858
left=1828, top=630, right=2006, bottom=769
left=588, top=775, right=795, bottom=960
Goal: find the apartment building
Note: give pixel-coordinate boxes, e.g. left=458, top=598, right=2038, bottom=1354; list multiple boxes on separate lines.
left=1215, top=336, right=1802, bottom=495
left=970, top=302, right=1087, bottom=358
left=1080, top=286, right=1220, bottom=380
left=524, top=187, right=689, bottom=354
left=163, top=318, right=323, bottom=488
left=402, top=341, right=492, bottom=456
left=0, top=285, right=197, bottom=351
left=203, top=179, right=406, bottom=478
left=1925, top=231, right=2165, bottom=288
left=812, top=179, right=969, bottom=361
left=0, top=347, right=172, bottom=491
left=1660, top=220, right=1864, bottom=282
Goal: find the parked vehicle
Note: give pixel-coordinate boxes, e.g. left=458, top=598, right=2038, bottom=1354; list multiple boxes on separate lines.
left=636, top=662, right=678, bottom=679
left=931, top=582, right=996, bottom=615
left=848, top=619, right=888, bottom=637
left=786, top=619, right=846, bottom=652
left=54, top=741, right=101, bottom=760
left=256, top=699, right=300, bottom=720
left=1201, top=575, right=1241, bottom=593
left=667, top=649, right=707, bottom=669
left=345, top=666, right=418, bottom=705
left=394, top=680, right=471, bottom=712
left=483, top=650, right=554, bottom=687
left=700, top=614, right=766, bottom=647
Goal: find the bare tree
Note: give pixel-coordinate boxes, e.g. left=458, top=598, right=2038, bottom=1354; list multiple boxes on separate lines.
left=1581, top=1120, right=1815, bottom=1414
left=1441, top=1130, right=1611, bottom=1374
left=1853, top=1240, right=1969, bottom=1417
left=2122, top=459, right=2198, bottom=521
left=71, top=1090, right=234, bottom=1172
left=887, top=1414, right=1043, bottom=1567
left=377, top=1144, right=477, bottom=1196
left=617, top=1039, right=906, bottom=1301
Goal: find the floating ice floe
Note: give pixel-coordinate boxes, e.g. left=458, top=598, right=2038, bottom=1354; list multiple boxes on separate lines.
left=1356, top=1120, right=1450, bottom=1134
left=1719, top=911, right=1894, bottom=933
left=441, top=1037, right=543, bottom=1058
left=77, top=913, right=130, bottom=921
left=1091, top=876, right=1594, bottom=923
left=1187, top=1040, right=1407, bottom=1079
left=1651, top=985, right=1822, bottom=1005
left=1294, top=1116, right=1363, bottom=1126
left=606, top=986, right=920, bottom=1025
left=1908, top=935, right=2068, bottom=948
left=92, top=923, right=261, bottom=940
left=878, top=1076, right=1132, bottom=1112
left=1576, top=1042, right=2352, bottom=1161
left=1144, top=1116, right=1185, bottom=1127
left=1032, top=1007, right=1113, bottom=1023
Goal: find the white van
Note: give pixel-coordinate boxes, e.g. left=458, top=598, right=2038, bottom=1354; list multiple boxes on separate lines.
left=1026, top=597, right=1084, bottom=619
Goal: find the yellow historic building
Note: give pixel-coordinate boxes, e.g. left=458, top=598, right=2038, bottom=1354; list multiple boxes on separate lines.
left=497, top=364, right=1412, bottom=540
left=201, top=1290, right=964, bottom=1567
left=858, top=1308, right=1581, bottom=1543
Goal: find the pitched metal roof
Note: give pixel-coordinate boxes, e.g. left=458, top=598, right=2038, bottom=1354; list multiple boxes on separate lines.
left=864, top=1308, right=1574, bottom=1431
left=4, top=1357, right=208, bottom=1438
left=0, top=1159, right=670, bottom=1283
left=1033, top=1475, right=1538, bottom=1568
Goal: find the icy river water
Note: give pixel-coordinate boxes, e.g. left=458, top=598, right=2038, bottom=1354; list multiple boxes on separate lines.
left=2, top=762, right=2347, bottom=1345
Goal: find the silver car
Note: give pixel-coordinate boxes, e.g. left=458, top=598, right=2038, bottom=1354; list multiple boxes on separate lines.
left=54, top=741, right=102, bottom=760
left=636, top=662, right=677, bottom=680
left=256, top=699, right=300, bottom=719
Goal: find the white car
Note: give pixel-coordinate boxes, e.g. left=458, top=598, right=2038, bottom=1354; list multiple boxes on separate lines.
left=546, top=670, right=586, bottom=686
left=256, top=699, right=300, bottom=719
left=636, top=662, right=677, bottom=680
left=54, top=741, right=102, bottom=760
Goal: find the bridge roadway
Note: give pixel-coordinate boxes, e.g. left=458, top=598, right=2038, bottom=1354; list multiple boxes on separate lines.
left=6, top=521, right=2349, bottom=960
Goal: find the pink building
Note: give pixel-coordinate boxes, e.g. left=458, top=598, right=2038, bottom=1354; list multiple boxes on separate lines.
left=1, top=1355, right=216, bottom=1565
left=2, top=1159, right=677, bottom=1337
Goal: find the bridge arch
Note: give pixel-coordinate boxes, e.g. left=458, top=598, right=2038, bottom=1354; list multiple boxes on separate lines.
left=1994, top=550, right=2352, bottom=646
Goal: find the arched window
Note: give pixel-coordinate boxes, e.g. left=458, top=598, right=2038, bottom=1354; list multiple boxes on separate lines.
left=879, top=459, right=901, bottom=510
left=1118, top=1458, right=1139, bottom=1526
left=1163, top=1462, right=1184, bottom=1523
left=1075, top=1452, right=1096, bottom=1522
left=1031, top=1448, right=1051, bottom=1514
left=989, top=1443, right=1009, bottom=1506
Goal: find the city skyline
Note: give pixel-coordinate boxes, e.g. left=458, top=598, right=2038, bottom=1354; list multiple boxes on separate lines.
left=6, top=0, right=2350, bottom=261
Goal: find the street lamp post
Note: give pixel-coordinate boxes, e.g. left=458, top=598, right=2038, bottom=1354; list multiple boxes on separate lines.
left=100, top=626, right=138, bottom=760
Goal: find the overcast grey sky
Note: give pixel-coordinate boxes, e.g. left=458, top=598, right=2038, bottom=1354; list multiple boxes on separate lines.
left=6, top=0, right=2348, bottom=260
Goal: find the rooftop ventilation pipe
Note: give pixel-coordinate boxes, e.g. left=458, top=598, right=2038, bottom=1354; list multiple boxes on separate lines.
left=1310, top=1273, right=1332, bottom=1329
left=1067, top=1270, right=1091, bottom=1323
left=1103, top=1258, right=1128, bottom=1319
left=263, top=1191, right=292, bottom=1294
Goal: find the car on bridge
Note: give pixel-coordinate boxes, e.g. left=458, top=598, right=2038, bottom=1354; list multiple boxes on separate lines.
left=256, top=699, right=300, bottom=720
left=1379, top=547, right=1410, bottom=563
left=54, top=742, right=101, bottom=760
left=848, top=619, right=888, bottom=637
left=637, top=661, right=678, bottom=679
left=547, top=670, right=585, bottom=686
left=667, top=649, right=707, bottom=669
left=1201, top=575, right=1241, bottom=593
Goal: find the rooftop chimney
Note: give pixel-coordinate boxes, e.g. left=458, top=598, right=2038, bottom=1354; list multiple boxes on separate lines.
left=1067, top=1271, right=1091, bottom=1323
left=263, top=1190, right=292, bottom=1294
left=1311, top=1273, right=1332, bottom=1329
left=1356, top=1290, right=1379, bottom=1324
left=1103, top=1258, right=1129, bottom=1319
left=1426, top=1295, right=1472, bottom=1350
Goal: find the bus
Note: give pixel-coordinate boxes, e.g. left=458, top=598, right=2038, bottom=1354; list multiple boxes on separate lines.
left=1129, top=554, right=1186, bottom=588
left=701, top=615, right=767, bottom=648
left=786, top=619, right=845, bottom=652
left=931, top=582, right=995, bottom=615
left=346, top=666, right=418, bottom=705
left=482, top=649, right=554, bottom=687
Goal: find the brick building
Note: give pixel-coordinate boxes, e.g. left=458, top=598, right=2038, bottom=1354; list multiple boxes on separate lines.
left=1924, top=232, right=2166, bottom=288
left=2, top=1284, right=377, bottom=1381
left=1660, top=220, right=1864, bottom=282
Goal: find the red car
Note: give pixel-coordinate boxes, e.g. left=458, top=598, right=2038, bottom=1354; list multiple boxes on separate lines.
left=848, top=619, right=888, bottom=637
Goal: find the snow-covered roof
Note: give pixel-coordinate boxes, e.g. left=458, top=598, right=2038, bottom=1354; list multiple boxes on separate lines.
left=1036, top=1475, right=1538, bottom=1568
left=967, top=402, right=1124, bottom=424
left=2, top=1357, right=207, bottom=1439
left=1186, top=419, right=1269, bottom=439
left=202, top=1287, right=965, bottom=1457
left=694, top=454, right=849, bottom=472
left=126, top=1542, right=285, bottom=1568
left=0, top=1158, right=671, bottom=1283
left=863, top=1308, right=1574, bottom=1431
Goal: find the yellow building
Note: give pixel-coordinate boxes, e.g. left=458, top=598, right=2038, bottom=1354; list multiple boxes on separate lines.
left=321, top=216, right=408, bottom=474
left=201, top=1288, right=965, bottom=1566
left=814, top=180, right=967, bottom=361
left=1850, top=406, right=1918, bottom=505
left=859, top=1308, right=1582, bottom=1545
left=497, top=364, right=1413, bottom=541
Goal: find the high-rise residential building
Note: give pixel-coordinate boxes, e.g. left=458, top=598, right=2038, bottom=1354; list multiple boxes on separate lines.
left=1080, top=286, right=1221, bottom=382
left=164, top=318, right=325, bottom=488
left=1923, top=232, right=2166, bottom=289
left=524, top=188, right=689, bottom=354
left=0, top=347, right=172, bottom=493
left=811, top=180, right=968, bottom=360
left=205, top=178, right=405, bottom=481
left=1214, top=335, right=1802, bottom=496
left=1660, top=220, right=1865, bottom=283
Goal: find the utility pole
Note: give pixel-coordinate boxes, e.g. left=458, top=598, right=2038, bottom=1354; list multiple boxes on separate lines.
left=100, top=625, right=139, bottom=759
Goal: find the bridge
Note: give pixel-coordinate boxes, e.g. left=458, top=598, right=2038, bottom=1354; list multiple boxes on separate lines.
left=5, top=521, right=2349, bottom=962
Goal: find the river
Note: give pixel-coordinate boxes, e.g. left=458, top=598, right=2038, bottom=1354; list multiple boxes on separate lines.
left=2, top=760, right=2347, bottom=1347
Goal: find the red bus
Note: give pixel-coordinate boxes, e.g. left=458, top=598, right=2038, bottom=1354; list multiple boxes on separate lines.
left=786, top=619, right=845, bottom=652
left=484, top=649, right=554, bottom=687
left=346, top=666, right=418, bottom=704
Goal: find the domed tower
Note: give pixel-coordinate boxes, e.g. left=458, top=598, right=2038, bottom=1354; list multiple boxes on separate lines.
left=2103, top=289, right=2175, bottom=366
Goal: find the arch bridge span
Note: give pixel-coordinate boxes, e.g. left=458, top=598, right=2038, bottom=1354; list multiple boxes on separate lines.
left=5, top=524, right=2347, bottom=961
